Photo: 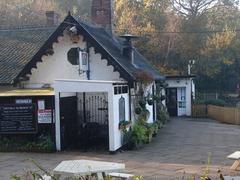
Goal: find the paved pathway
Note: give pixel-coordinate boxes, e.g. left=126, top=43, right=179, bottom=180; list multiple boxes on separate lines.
left=1, top=117, right=240, bottom=179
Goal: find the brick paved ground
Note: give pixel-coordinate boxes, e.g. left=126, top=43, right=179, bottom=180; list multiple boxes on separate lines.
left=1, top=117, right=240, bottom=179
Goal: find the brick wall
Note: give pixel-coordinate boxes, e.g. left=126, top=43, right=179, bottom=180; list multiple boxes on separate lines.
left=91, top=0, right=113, bottom=31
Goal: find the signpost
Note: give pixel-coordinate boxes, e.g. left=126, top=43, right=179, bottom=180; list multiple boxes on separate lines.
left=0, top=104, right=37, bottom=134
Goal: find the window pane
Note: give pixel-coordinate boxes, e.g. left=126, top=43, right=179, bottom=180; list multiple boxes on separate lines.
left=67, top=48, right=79, bottom=65
left=119, top=96, right=125, bottom=121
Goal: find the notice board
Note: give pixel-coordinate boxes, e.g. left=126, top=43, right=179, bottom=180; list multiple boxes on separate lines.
left=0, top=104, right=37, bottom=134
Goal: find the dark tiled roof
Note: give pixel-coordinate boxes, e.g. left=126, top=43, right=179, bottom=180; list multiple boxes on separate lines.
left=80, top=21, right=164, bottom=81
left=0, top=15, right=164, bottom=84
left=0, top=27, right=56, bottom=84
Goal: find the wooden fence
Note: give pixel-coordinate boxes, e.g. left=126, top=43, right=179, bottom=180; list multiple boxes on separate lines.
left=192, top=104, right=240, bottom=125
left=192, top=104, right=207, bottom=118
left=208, top=105, right=240, bottom=125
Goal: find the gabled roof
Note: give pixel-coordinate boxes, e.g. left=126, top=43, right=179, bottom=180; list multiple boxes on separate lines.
left=0, top=27, right=56, bottom=84
left=0, top=14, right=164, bottom=85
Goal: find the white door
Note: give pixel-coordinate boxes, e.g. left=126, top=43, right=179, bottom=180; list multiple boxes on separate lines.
left=177, top=87, right=186, bottom=116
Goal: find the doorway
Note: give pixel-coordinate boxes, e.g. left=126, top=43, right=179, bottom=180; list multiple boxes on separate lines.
left=166, top=88, right=178, bottom=116
left=60, top=96, right=78, bottom=150
left=77, top=92, right=109, bottom=151
left=59, top=92, right=109, bottom=151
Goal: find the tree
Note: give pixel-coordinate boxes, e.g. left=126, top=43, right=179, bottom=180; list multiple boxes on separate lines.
left=171, top=0, right=217, bottom=19
left=196, top=26, right=240, bottom=91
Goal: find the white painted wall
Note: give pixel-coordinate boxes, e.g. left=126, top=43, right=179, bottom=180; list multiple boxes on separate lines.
left=54, top=79, right=119, bottom=151
left=23, top=32, right=123, bottom=88
left=144, top=83, right=154, bottom=123
left=165, top=78, right=193, bottom=116
left=112, top=93, right=129, bottom=150
left=161, top=88, right=166, bottom=106
left=89, top=48, right=123, bottom=81
left=25, top=34, right=87, bottom=88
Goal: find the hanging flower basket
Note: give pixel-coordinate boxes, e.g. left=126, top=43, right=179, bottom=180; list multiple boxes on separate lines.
left=135, top=107, right=142, bottom=115
left=147, top=99, right=154, bottom=105
left=139, top=100, right=147, bottom=108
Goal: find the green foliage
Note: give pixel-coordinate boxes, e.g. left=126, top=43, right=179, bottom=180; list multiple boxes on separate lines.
left=115, top=0, right=240, bottom=92
left=139, top=99, right=147, bottom=108
left=157, top=104, right=170, bottom=125
left=147, top=99, right=153, bottom=105
left=0, top=135, right=55, bottom=152
left=204, top=99, right=227, bottom=106
left=143, top=123, right=155, bottom=143
left=119, top=120, right=131, bottom=131
left=135, top=99, right=150, bottom=124
left=135, top=107, right=142, bottom=115
left=130, top=123, right=148, bottom=147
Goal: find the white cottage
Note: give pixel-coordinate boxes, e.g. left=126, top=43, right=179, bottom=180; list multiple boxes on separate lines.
left=164, top=75, right=195, bottom=117
left=0, top=1, right=164, bottom=153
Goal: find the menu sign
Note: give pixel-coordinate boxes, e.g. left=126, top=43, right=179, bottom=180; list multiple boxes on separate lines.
left=0, top=104, right=37, bottom=134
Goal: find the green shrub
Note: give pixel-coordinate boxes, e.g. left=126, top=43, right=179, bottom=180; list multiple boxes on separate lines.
left=157, top=105, right=169, bottom=124
left=144, top=123, right=155, bottom=143
left=36, top=135, right=55, bottom=152
left=205, top=99, right=226, bottom=107
left=152, top=122, right=159, bottom=136
left=130, top=123, right=147, bottom=148
left=0, top=135, right=55, bottom=152
left=193, top=99, right=206, bottom=105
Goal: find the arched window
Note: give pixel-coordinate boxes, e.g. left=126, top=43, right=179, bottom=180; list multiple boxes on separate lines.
left=119, top=96, right=125, bottom=121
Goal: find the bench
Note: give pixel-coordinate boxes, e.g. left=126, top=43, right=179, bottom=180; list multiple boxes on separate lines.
left=227, top=151, right=240, bottom=170
left=107, top=172, right=135, bottom=179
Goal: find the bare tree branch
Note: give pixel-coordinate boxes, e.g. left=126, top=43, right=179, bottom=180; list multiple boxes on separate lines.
left=171, top=0, right=218, bottom=18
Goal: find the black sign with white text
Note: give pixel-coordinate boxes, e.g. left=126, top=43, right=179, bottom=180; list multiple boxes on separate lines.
left=0, top=104, right=37, bottom=134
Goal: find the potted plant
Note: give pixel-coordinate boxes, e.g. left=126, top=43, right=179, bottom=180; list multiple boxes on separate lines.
left=119, top=120, right=131, bottom=130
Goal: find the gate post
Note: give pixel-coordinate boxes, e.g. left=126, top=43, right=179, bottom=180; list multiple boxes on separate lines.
left=55, top=92, right=61, bottom=151
left=108, top=90, right=115, bottom=152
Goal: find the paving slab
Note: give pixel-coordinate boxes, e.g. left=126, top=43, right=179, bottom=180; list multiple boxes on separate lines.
left=0, top=117, right=240, bottom=179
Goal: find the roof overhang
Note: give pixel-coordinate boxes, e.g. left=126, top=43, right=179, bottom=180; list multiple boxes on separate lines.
left=0, top=88, right=54, bottom=97
left=166, top=75, right=196, bottom=79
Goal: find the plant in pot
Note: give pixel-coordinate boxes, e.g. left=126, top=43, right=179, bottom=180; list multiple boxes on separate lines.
left=119, top=120, right=131, bottom=130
